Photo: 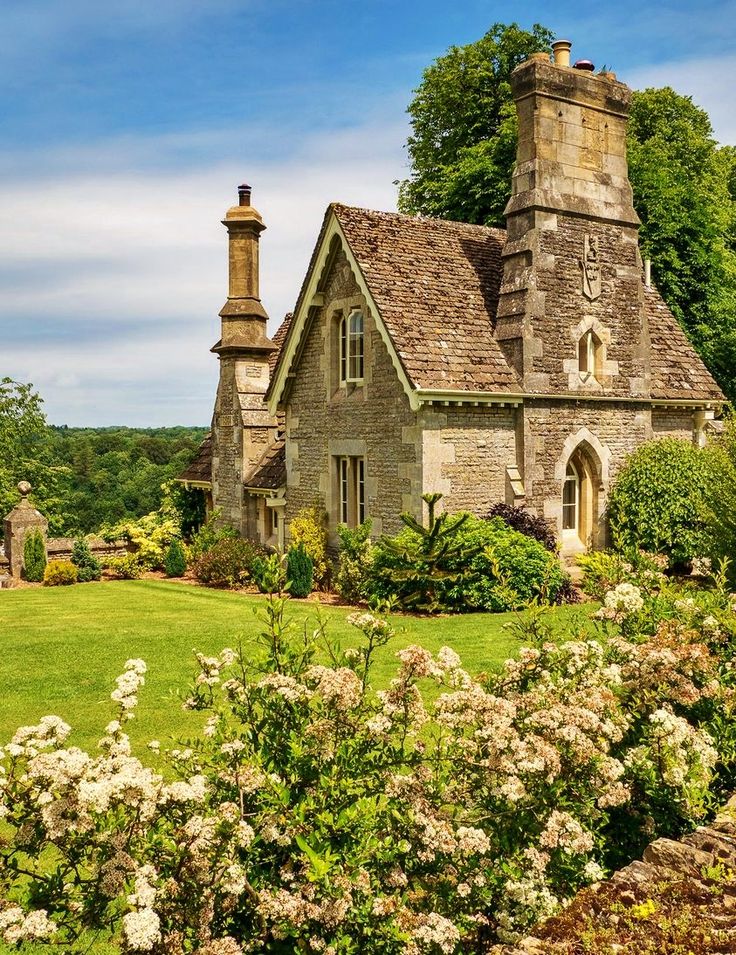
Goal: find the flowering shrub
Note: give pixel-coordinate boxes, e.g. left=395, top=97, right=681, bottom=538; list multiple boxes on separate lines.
left=2, top=575, right=736, bottom=951
left=576, top=549, right=668, bottom=601
left=101, top=489, right=184, bottom=571
left=42, top=559, right=78, bottom=586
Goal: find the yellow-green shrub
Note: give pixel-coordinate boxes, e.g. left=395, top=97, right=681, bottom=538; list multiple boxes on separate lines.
left=289, top=505, right=329, bottom=586
left=43, top=560, right=78, bottom=586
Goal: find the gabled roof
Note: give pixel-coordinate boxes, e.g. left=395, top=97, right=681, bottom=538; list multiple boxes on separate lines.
left=645, top=286, right=723, bottom=402
left=269, top=313, right=293, bottom=376
left=177, top=433, right=212, bottom=487
left=333, top=205, right=521, bottom=393
left=268, top=203, right=725, bottom=410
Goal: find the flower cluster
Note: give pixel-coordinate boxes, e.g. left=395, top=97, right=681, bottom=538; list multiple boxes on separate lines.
left=2, top=577, right=736, bottom=953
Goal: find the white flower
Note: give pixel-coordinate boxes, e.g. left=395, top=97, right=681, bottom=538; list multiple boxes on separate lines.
left=604, top=583, right=644, bottom=617
left=122, top=908, right=160, bottom=952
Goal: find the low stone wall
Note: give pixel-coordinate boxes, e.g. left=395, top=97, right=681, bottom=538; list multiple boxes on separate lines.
left=46, top=537, right=129, bottom=562
left=494, top=796, right=736, bottom=953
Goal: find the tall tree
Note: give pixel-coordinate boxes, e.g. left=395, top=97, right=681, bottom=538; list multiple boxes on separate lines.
left=398, top=22, right=554, bottom=226
left=627, top=88, right=736, bottom=398
left=399, top=26, right=736, bottom=400
left=0, top=378, right=64, bottom=530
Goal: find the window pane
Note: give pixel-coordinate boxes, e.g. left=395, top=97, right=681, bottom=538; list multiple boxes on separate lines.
left=340, top=458, right=349, bottom=524
left=358, top=458, right=365, bottom=524
left=339, top=316, right=347, bottom=383
left=348, top=311, right=364, bottom=380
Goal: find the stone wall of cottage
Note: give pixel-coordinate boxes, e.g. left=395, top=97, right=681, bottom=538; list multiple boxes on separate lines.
left=651, top=407, right=698, bottom=441
left=416, top=404, right=519, bottom=515
left=522, top=400, right=652, bottom=548
left=284, top=247, right=421, bottom=543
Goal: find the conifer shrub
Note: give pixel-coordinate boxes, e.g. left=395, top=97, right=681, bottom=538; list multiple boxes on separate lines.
left=334, top=520, right=374, bottom=604
left=289, top=505, right=329, bottom=587
left=43, top=560, right=78, bottom=586
left=193, top=537, right=265, bottom=589
left=286, top=542, right=314, bottom=598
left=608, top=438, right=715, bottom=568
left=164, top=539, right=187, bottom=578
left=70, top=538, right=102, bottom=583
left=22, top=530, right=46, bottom=582
left=369, top=499, right=570, bottom=613
left=486, top=502, right=557, bottom=552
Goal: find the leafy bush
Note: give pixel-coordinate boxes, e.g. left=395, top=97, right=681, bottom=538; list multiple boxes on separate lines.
left=164, top=539, right=187, bottom=578
left=70, top=538, right=102, bottom=583
left=187, top=508, right=237, bottom=562
left=289, top=505, right=329, bottom=586
left=285, top=542, right=313, bottom=597
left=608, top=439, right=715, bottom=568
left=251, top=552, right=287, bottom=594
left=43, top=559, right=78, bottom=586
left=101, top=489, right=183, bottom=570
left=370, top=503, right=569, bottom=613
left=334, top=520, right=374, bottom=604
left=193, top=537, right=264, bottom=589
left=2, top=577, right=735, bottom=952
left=703, top=418, right=736, bottom=578
left=22, top=529, right=46, bottom=582
left=106, top=554, right=143, bottom=580
left=370, top=493, right=481, bottom=612
left=487, top=502, right=557, bottom=552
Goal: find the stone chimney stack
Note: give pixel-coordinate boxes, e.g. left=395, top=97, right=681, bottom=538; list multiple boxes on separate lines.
left=211, top=185, right=278, bottom=534
left=496, top=43, right=649, bottom=398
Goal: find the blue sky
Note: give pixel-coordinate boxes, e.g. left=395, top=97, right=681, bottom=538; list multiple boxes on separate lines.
left=2, top=0, right=735, bottom=426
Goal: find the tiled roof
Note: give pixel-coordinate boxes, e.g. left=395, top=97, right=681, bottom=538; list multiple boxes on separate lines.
left=645, top=286, right=724, bottom=402
left=243, top=437, right=286, bottom=490
left=332, top=205, right=521, bottom=393
left=177, top=433, right=212, bottom=486
left=269, top=313, right=293, bottom=376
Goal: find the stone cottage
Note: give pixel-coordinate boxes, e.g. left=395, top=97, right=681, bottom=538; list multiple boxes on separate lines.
left=179, top=40, right=724, bottom=555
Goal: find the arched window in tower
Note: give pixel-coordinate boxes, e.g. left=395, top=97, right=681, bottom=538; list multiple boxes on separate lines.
left=578, top=329, right=600, bottom=382
left=562, top=460, right=579, bottom=531
left=339, top=309, right=365, bottom=384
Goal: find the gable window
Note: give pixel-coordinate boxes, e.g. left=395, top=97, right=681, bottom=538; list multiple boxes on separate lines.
left=340, top=309, right=364, bottom=384
left=562, top=461, right=579, bottom=531
left=336, top=455, right=366, bottom=526
left=578, top=330, right=600, bottom=382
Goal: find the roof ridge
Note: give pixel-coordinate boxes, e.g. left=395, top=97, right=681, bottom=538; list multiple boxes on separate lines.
left=330, top=202, right=507, bottom=237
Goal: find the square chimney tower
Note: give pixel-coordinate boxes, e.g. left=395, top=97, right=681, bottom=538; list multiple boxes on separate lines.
left=495, top=46, right=650, bottom=399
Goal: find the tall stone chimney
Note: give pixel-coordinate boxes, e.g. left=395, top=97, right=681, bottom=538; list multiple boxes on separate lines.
left=211, top=185, right=277, bottom=533
left=496, top=45, right=650, bottom=398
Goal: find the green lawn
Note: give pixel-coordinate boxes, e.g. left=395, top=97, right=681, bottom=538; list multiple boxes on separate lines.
left=0, top=580, right=590, bottom=755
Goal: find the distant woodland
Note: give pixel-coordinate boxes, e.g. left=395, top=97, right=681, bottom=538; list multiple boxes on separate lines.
left=0, top=377, right=207, bottom=538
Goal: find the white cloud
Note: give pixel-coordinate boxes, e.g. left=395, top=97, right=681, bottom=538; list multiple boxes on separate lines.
left=0, top=118, right=408, bottom=426
left=628, top=54, right=736, bottom=145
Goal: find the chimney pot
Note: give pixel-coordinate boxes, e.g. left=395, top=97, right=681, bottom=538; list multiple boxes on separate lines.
left=552, top=39, right=572, bottom=67
left=238, top=183, right=252, bottom=206
left=573, top=59, right=595, bottom=71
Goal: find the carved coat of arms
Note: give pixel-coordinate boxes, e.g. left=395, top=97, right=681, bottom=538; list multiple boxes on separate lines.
left=581, top=234, right=602, bottom=300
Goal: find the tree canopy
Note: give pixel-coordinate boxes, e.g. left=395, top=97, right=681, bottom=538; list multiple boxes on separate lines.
left=399, top=23, right=736, bottom=400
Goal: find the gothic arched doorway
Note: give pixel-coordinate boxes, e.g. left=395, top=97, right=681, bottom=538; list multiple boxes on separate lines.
left=561, top=443, right=601, bottom=553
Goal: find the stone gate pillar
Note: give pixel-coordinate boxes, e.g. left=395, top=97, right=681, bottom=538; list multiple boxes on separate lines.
left=3, top=481, right=48, bottom=578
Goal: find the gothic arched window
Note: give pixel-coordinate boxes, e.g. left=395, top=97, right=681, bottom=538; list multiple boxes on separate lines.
left=339, top=309, right=364, bottom=383
left=578, top=330, right=601, bottom=382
